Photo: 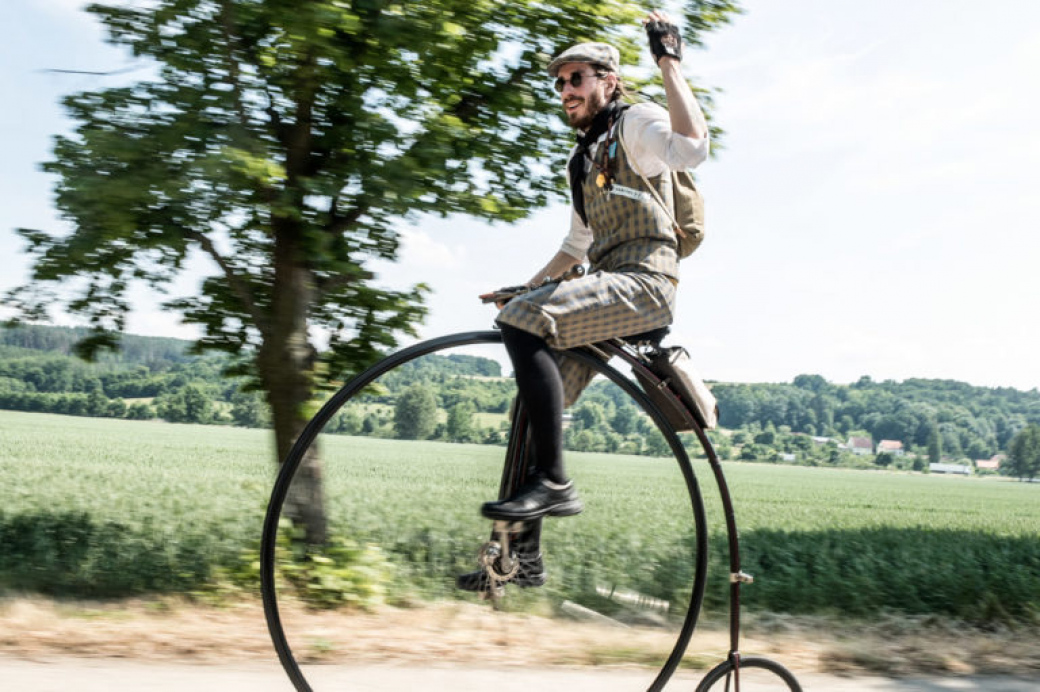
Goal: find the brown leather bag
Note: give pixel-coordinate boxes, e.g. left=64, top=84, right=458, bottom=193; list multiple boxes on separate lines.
left=632, top=346, right=718, bottom=431
left=617, top=124, right=706, bottom=258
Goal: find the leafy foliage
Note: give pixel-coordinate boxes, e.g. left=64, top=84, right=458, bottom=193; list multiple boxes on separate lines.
left=7, top=0, right=740, bottom=373
left=5, top=325, right=1040, bottom=470
left=213, top=519, right=393, bottom=610
left=713, top=375, right=1040, bottom=465
left=393, top=383, right=438, bottom=440
left=0, top=325, right=243, bottom=423
left=1007, top=424, right=1040, bottom=481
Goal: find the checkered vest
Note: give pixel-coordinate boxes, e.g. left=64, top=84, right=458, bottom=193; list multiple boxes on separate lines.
left=581, top=124, right=680, bottom=281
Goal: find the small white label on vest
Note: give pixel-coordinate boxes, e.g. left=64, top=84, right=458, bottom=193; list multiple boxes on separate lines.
left=609, top=184, right=651, bottom=202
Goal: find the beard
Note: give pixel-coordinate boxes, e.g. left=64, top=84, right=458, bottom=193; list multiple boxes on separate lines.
left=566, top=88, right=609, bottom=130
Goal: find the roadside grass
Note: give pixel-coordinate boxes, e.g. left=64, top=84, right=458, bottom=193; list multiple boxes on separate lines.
left=2, top=596, right=1039, bottom=676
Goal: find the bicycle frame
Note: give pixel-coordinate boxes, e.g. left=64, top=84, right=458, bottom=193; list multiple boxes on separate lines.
left=492, top=333, right=753, bottom=684
left=580, top=337, right=753, bottom=674
left=587, top=337, right=800, bottom=690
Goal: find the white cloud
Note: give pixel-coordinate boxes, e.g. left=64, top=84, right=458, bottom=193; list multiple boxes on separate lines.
left=398, top=228, right=466, bottom=269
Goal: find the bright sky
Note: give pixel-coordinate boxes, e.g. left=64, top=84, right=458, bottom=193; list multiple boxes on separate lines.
left=3, top=1, right=1039, bottom=391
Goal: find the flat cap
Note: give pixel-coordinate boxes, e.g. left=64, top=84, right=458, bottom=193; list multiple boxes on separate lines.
left=547, top=42, right=620, bottom=77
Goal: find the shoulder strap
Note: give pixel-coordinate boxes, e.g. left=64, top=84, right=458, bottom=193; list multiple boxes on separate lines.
left=616, top=118, right=685, bottom=238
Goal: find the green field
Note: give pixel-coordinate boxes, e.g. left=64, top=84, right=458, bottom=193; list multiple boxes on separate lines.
left=1, top=410, right=1038, bottom=623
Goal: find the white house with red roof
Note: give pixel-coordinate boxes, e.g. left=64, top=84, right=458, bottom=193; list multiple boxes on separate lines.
left=877, top=439, right=904, bottom=456
left=846, top=436, right=873, bottom=456
left=975, top=453, right=1005, bottom=471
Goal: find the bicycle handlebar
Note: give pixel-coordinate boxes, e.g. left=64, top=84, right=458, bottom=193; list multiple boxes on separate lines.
left=480, top=265, right=586, bottom=304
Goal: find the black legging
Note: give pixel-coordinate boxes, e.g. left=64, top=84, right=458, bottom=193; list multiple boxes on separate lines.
left=498, top=323, right=567, bottom=485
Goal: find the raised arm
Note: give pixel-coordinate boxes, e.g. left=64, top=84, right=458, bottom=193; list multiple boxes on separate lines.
left=644, top=9, right=708, bottom=140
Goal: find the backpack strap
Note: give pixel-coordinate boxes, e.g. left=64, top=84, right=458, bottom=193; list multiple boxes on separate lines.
left=615, top=119, right=688, bottom=240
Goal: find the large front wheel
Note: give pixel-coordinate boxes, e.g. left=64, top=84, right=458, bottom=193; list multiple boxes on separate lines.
left=261, top=331, right=710, bottom=691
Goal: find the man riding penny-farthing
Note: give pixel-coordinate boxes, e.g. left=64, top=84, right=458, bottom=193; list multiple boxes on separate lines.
left=456, top=9, right=710, bottom=595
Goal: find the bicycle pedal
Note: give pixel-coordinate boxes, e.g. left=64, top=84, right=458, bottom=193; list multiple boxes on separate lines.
left=479, top=584, right=505, bottom=601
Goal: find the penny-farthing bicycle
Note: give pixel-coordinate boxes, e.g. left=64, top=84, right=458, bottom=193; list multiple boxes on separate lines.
left=261, top=280, right=801, bottom=691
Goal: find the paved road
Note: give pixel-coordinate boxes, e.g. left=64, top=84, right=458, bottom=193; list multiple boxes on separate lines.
left=2, top=658, right=1037, bottom=691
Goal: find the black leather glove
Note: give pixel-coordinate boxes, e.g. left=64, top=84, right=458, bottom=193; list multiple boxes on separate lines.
left=646, top=20, right=683, bottom=64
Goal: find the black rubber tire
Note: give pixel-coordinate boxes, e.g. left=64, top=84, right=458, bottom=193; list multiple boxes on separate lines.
left=261, top=330, right=711, bottom=692
left=696, top=656, right=803, bottom=691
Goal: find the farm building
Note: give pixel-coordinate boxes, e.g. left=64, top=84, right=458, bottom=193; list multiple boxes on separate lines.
left=846, top=436, right=873, bottom=456
left=929, top=462, right=972, bottom=475
left=877, top=439, right=904, bottom=456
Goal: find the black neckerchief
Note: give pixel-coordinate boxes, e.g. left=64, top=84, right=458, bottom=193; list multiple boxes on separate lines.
left=568, top=100, right=629, bottom=227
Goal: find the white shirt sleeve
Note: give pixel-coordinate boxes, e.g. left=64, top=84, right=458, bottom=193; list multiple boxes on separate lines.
left=559, top=206, right=593, bottom=260
left=621, top=102, right=709, bottom=178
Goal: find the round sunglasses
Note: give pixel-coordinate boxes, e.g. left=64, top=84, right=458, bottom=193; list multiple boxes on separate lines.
left=553, top=71, right=603, bottom=93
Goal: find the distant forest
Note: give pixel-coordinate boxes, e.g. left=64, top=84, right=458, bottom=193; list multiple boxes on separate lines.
left=2, top=325, right=1038, bottom=471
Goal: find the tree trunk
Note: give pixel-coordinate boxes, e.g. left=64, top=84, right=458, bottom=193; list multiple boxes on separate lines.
left=260, top=229, right=327, bottom=546
left=260, top=62, right=328, bottom=545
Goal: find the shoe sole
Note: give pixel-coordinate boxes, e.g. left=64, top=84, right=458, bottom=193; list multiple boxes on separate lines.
left=480, top=500, right=584, bottom=522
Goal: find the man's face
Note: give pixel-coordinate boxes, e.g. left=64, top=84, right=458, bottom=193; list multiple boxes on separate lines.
left=556, top=62, right=614, bottom=130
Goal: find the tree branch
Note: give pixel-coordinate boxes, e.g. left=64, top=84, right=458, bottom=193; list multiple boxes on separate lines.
left=315, top=198, right=374, bottom=297
left=217, top=0, right=251, bottom=132
left=285, top=52, right=319, bottom=185
left=453, top=62, right=536, bottom=123
left=183, top=228, right=270, bottom=337
left=327, top=197, right=369, bottom=237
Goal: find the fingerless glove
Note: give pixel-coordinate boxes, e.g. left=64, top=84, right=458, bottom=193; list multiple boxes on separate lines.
left=646, top=20, right=683, bottom=64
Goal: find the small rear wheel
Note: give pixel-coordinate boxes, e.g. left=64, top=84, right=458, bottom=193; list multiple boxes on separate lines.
left=696, top=656, right=802, bottom=691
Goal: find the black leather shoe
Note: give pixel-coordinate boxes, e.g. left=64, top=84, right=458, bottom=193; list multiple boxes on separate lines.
left=481, top=477, right=584, bottom=521
left=455, top=551, right=546, bottom=592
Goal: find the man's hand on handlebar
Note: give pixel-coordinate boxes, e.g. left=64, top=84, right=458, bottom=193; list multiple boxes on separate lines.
left=479, top=265, right=586, bottom=307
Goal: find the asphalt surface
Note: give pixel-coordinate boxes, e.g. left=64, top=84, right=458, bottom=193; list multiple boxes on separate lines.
left=2, top=658, right=1038, bottom=691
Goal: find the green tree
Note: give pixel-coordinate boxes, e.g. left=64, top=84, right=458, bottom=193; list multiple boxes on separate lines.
left=126, top=402, right=155, bottom=420
left=1006, top=424, right=1040, bottom=481
left=394, top=384, right=437, bottom=440
left=706, top=431, right=733, bottom=460
left=965, top=438, right=991, bottom=462
left=330, top=407, right=363, bottom=436
left=927, top=421, right=942, bottom=465
left=569, top=428, right=597, bottom=453
left=105, top=398, right=128, bottom=418
left=230, top=389, right=270, bottom=428
left=573, top=401, right=607, bottom=431
left=940, top=423, right=964, bottom=460
left=86, top=388, right=108, bottom=417
left=644, top=432, right=670, bottom=457
left=156, top=384, right=213, bottom=423
left=361, top=413, right=380, bottom=435
left=611, top=403, right=639, bottom=436
left=446, top=400, right=476, bottom=442
left=7, top=0, right=740, bottom=542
